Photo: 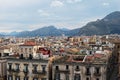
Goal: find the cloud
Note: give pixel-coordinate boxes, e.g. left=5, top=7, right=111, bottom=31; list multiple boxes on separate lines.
left=38, top=9, right=50, bottom=17
left=66, top=0, right=82, bottom=3
left=50, top=0, right=64, bottom=7
left=0, top=0, right=119, bottom=32
left=102, top=2, right=110, bottom=6
left=0, top=23, right=28, bottom=32
left=0, top=0, right=43, bottom=9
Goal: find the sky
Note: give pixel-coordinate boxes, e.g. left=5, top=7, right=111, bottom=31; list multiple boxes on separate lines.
left=0, top=0, right=120, bottom=32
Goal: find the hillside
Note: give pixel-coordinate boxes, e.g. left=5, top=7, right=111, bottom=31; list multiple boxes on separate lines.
left=78, top=11, right=120, bottom=36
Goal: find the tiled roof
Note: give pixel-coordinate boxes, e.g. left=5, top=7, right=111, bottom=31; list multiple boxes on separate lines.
left=20, top=41, right=36, bottom=46
left=36, top=47, right=50, bottom=55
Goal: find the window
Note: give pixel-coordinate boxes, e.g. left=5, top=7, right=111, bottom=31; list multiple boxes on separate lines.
left=20, top=54, right=24, bottom=59
left=66, top=65, right=69, bottom=70
left=21, top=48, right=23, bottom=52
left=95, top=67, right=100, bottom=74
left=96, top=78, right=99, bottom=80
left=86, top=77, right=89, bottom=80
left=29, top=48, right=32, bottom=52
left=41, top=65, right=46, bottom=72
left=74, top=74, right=80, bottom=80
left=55, top=73, right=60, bottom=80
left=76, top=66, right=79, bottom=69
left=86, top=67, right=90, bottom=74
left=75, top=66, right=80, bottom=71
left=118, top=45, right=120, bottom=49
left=29, top=54, right=33, bottom=59
left=8, top=63, right=12, bottom=70
left=25, top=48, right=27, bottom=52
left=24, top=64, right=28, bottom=72
left=8, top=75, right=12, bottom=80
left=66, top=74, right=69, bottom=80
left=16, top=64, right=20, bottom=71
left=15, top=76, right=20, bottom=80
left=56, top=66, right=59, bottom=70
left=33, top=65, right=37, bottom=72
left=24, top=76, right=28, bottom=80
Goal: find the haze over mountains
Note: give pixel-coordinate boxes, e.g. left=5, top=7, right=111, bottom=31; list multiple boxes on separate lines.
left=1, top=11, right=120, bottom=37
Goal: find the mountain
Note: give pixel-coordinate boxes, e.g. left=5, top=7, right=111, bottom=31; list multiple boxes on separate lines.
left=78, top=11, right=120, bottom=36
left=3, top=11, right=120, bottom=37
left=59, top=28, right=69, bottom=31
left=15, top=26, right=69, bottom=37
left=0, top=33, right=5, bottom=37
left=8, top=31, right=19, bottom=36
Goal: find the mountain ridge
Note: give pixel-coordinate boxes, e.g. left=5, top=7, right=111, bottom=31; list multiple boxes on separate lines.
left=78, top=11, right=120, bottom=36
left=1, top=11, right=120, bottom=37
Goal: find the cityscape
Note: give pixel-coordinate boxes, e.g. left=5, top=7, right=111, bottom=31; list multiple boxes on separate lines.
left=0, top=0, right=120, bottom=80
left=0, top=35, right=120, bottom=80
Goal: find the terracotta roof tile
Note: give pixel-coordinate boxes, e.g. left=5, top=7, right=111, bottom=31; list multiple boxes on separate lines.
left=20, top=41, right=36, bottom=46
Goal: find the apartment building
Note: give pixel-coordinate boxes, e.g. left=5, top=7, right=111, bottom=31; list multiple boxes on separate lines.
left=19, top=41, right=40, bottom=58
left=7, top=58, right=49, bottom=80
left=52, top=54, right=107, bottom=80
left=0, top=58, right=7, bottom=80
left=6, top=40, right=50, bottom=80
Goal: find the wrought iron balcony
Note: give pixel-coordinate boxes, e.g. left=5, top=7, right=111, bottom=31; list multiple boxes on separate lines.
left=32, top=70, right=46, bottom=75
left=94, top=72, right=101, bottom=76
left=75, top=68, right=80, bottom=71
left=23, top=69, right=29, bottom=73
left=55, top=69, right=70, bottom=73
left=8, top=68, right=12, bottom=71
left=8, top=69, right=20, bottom=73
left=85, top=72, right=91, bottom=75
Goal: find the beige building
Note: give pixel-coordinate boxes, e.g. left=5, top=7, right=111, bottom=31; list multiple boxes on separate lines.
left=19, top=41, right=40, bottom=58
left=52, top=54, right=107, bottom=80
left=0, top=46, right=12, bottom=57
left=0, top=58, right=7, bottom=80
left=7, top=58, right=49, bottom=80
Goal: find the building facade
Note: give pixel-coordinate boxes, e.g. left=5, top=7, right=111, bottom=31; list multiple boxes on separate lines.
left=52, top=54, right=107, bottom=80
left=0, top=59, right=7, bottom=80
left=7, top=58, right=49, bottom=80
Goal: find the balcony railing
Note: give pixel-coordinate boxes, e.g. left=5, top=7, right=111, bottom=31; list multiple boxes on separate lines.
left=75, top=68, right=80, bottom=71
left=8, top=69, right=20, bottom=72
left=23, top=69, right=29, bottom=73
left=32, top=70, right=46, bottom=75
left=55, top=69, right=70, bottom=73
left=85, top=72, right=91, bottom=75
left=94, top=72, right=101, bottom=76
left=8, top=68, right=12, bottom=71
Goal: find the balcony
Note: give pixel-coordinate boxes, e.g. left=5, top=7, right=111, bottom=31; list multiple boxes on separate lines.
left=8, top=69, right=20, bottom=73
left=75, top=68, right=80, bottom=71
left=8, top=68, right=12, bottom=71
left=85, top=72, right=91, bottom=76
left=94, top=72, right=101, bottom=76
left=55, top=69, right=70, bottom=74
left=23, top=69, right=29, bottom=73
left=32, top=70, right=46, bottom=75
